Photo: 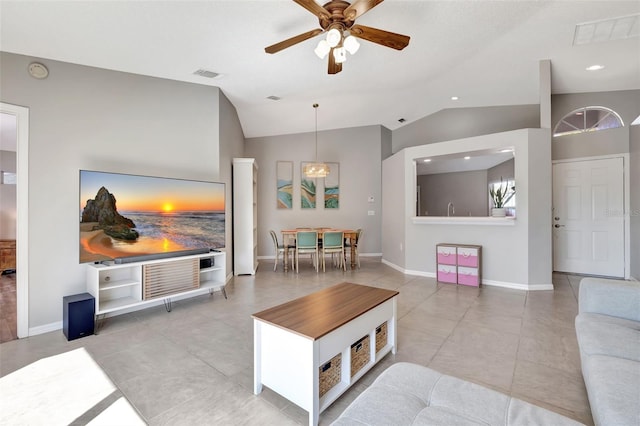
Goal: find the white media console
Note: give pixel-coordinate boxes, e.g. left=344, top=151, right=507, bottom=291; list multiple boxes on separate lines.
left=86, top=251, right=226, bottom=320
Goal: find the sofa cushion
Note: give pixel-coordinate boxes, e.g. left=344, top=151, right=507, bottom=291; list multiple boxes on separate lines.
left=575, top=312, right=640, bottom=362
left=579, top=278, right=640, bottom=322
left=581, top=354, right=640, bottom=426
left=331, top=362, right=582, bottom=426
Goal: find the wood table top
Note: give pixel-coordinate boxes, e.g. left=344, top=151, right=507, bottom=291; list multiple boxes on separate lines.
left=252, top=282, right=398, bottom=340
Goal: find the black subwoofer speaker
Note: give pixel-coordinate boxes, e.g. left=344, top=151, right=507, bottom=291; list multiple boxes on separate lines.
left=63, top=293, right=95, bottom=341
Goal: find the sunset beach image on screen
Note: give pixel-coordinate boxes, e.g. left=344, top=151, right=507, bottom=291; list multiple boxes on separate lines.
left=79, top=170, right=225, bottom=263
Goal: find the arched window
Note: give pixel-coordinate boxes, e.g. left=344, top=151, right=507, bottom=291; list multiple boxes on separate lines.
left=554, top=106, right=624, bottom=137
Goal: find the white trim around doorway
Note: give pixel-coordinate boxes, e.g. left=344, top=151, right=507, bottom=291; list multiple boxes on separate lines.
left=1, top=102, right=29, bottom=338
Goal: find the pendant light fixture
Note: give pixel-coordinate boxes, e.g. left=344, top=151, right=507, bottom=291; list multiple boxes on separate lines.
left=303, top=103, right=330, bottom=178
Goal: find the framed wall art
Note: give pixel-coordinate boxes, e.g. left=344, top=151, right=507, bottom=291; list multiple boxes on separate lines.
left=324, top=162, right=339, bottom=209
left=276, top=161, right=293, bottom=209
left=300, top=162, right=316, bottom=209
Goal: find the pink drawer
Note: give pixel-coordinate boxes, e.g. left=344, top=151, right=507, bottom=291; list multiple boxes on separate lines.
left=457, top=247, right=479, bottom=267
left=457, top=266, right=479, bottom=287
left=437, top=246, right=457, bottom=265
left=437, top=265, right=457, bottom=284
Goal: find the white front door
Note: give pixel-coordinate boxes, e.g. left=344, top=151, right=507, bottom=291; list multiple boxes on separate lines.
left=552, top=157, right=624, bottom=277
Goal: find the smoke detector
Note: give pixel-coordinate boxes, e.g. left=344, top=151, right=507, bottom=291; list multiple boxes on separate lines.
left=28, top=62, right=49, bottom=79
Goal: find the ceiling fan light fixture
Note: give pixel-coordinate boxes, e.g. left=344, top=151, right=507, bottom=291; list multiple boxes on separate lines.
left=333, top=47, right=347, bottom=63
left=344, top=35, right=360, bottom=55
left=326, top=28, right=342, bottom=48
left=314, top=39, right=330, bottom=59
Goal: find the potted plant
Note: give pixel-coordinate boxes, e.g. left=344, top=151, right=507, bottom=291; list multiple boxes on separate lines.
left=489, top=178, right=515, bottom=217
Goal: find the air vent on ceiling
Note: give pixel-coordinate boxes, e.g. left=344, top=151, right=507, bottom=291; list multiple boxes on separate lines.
left=574, top=13, right=640, bottom=45
left=267, top=96, right=281, bottom=101
left=193, top=69, right=220, bottom=79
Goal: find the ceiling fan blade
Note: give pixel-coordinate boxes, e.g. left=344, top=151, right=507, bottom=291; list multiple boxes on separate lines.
left=293, top=0, right=330, bottom=19
left=343, top=0, right=384, bottom=22
left=350, top=24, right=410, bottom=50
left=265, top=28, right=324, bottom=54
left=328, top=48, right=342, bottom=74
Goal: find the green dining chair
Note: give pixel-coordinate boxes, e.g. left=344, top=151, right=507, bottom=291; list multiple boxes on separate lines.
left=295, top=231, right=318, bottom=273
left=321, top=231, right=345, bottom=272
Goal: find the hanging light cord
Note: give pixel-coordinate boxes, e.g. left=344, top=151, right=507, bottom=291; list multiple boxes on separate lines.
left=313, top=103, right=319, bottom=162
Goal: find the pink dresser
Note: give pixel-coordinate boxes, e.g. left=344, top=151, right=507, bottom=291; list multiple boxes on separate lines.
left=436, top=244, right=482, bottom=287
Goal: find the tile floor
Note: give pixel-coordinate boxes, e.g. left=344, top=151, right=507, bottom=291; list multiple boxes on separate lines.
left=0, top=258, right=593, bottom=425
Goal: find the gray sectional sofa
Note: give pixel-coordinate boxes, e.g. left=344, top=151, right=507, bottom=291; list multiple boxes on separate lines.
left=331, top=362, right=582, bottom=425
left=331, top=277, right=640, bottom=425
left=575, top=277, right=640, bottom=426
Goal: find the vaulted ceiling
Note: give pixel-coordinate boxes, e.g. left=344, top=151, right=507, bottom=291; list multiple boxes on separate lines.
left=1, top=1, right=638, bottom=138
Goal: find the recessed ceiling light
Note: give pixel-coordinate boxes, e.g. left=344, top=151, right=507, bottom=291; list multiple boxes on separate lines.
left=451, top=96, right=459, bottom=101
left=464, top=156, right=471, bottom=160
left=423, top=159, right=431, bottom=163
left=586, top=64, right=605, bottom=71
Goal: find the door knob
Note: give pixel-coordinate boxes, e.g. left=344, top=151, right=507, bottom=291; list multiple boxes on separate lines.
left=554, top=224, right=565, bottom=228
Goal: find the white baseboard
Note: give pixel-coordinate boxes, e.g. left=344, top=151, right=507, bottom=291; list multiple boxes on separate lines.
left=29, top=321, right=62, bottom=336
left=381, top=258, right=553, bottom=291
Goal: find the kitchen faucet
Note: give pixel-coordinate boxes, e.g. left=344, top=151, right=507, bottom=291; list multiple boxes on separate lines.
left=447, top=202, right=455, bottom=217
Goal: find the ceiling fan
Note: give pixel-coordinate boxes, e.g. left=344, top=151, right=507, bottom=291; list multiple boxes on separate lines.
left=265, top=0, right=410, bottom=74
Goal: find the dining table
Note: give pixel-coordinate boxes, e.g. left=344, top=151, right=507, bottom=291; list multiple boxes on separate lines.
left=281, top=228, right=358, bottom=272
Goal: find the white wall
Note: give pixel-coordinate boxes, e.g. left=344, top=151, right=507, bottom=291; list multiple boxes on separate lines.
left=383, top=128, right=552, bottom=290
left=0, top=52, right=243, bottom=331
left=245, top=125, right=383, bottom=258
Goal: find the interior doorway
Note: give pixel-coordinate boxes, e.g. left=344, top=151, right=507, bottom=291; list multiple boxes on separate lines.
left=0, top=102, right=29, bottom=339
left=552, top=156, right=626, bottom=278
left=0, top=112, right=17, bottom=342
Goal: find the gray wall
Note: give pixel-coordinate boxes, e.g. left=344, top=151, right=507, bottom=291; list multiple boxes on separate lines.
left=393, top=104, right=540, bottom=153
left=631, top=125, right=640, bottom=279
left=552, top=90, right=640, bottom=131
left=418, top=170, right=488, bottom=217
left=551, top=90, right=638, bottom=160
left=0, top=52, right=243, bottom=331
left=487, top=158, right=515, bottom=183
left=0, top=150, right=17, bottom=239
left=245, top=125, right=383, bottom=258
left=219, top=91, right=247, bottom=275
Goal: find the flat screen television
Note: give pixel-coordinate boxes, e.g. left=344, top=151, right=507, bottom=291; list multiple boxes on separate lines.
left=79, top=170, right=225, bottom=264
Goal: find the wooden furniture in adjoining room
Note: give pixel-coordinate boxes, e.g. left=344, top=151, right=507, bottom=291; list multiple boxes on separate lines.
left=0, top=240, right=16, bottom=272
left=233, top=158, right=258, bottom=275
left=436, top=243, right=482, bottom=286
left=252, top=282, right=398, bottom=426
